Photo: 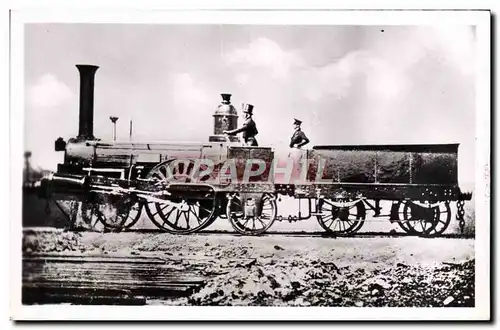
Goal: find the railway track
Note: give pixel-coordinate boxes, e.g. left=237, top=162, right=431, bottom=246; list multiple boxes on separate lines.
left=22, top=226, right=474, bottom=240
left=22, top=254, right=209, bottom=305
left=87, top=228, right=474, bottom=239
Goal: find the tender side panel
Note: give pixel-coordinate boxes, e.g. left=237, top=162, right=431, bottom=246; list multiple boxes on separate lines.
left=308, top=149, right=378, bottom=183
left=308, top=144, right=458, bottom=186
left=412, top=152, right=458, bottom=185
left=308, top=149, right=376, bottom=183
left=376, top=151, right=411, bottom=183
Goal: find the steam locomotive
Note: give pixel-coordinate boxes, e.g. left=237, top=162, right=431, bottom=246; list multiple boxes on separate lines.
left=39, top=64, right=472, bottom=236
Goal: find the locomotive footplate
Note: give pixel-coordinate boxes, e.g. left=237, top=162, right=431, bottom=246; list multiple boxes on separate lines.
left=219, top=183, right=275, bottom=194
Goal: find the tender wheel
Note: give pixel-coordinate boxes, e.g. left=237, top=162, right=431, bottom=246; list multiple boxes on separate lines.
left=316, top=199, right=366, bottom=234
left=399, top=200, right=451, bottom=237
left=226, top=193, right=277, bottom=236
left=144, top=159, right=218, bottom=234
left=396, top=206, right=413, bottom=233
left=394, top=201, right=412, bottom=233
left=426, top=201, right=451, bottom=236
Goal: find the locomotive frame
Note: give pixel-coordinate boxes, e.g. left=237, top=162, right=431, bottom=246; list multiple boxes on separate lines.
left=38, top=64, right=472, bottom=237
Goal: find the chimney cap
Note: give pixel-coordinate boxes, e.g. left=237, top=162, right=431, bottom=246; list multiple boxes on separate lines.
left=76, top=64, right=100, bottom=70
left=221, top=94, right=232, bottom=103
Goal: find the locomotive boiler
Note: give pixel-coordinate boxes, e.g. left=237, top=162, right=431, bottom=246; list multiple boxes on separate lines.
left=39, top=64, right=472, bottom=237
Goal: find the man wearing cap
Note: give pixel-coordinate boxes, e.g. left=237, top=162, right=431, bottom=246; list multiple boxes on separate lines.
left=288, top=118, right=309, bottom=186
left=223, top=103, right=259, bottom=146
left=289, top=118, right=310, bottom=148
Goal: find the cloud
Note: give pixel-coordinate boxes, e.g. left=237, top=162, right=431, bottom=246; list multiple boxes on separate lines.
left=167, top=73, right=213, bottom=140
left=225, top=37, right=305, bottom=78
left=227, top=26, right=474, bottom=108
left=27, top=73, right=73, bottom=108
left=235, top=73, right=250, bottom=86
left=25, top=74, right=76, bottom=171
left=301, top=51, right=366, bottom=102
left=415, top=25, right=475, bottom=76
left=231, top=26, right=474, bottom=151
left=225, top=38, right=411, bottom=104
left=171, top=73, right=210, bottom=105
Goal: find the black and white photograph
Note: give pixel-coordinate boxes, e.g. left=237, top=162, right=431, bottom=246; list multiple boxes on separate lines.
left=9, top=8, right=491, bottom=321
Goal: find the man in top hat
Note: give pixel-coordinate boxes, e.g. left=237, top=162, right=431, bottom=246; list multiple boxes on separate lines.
left=289, top=118, right=310, bottom=148
left=223, top=103, right=259, bottom=146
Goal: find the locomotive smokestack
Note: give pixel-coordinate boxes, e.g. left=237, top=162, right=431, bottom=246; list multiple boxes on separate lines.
left=76, top=64, right=99, bottom=140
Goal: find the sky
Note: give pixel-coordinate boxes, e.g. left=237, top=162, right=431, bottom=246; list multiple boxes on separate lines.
left=24, top=23, right=476, bottom=186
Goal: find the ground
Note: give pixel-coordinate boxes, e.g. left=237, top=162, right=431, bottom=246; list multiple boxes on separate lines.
left=22, top=228, right=475, bottom=307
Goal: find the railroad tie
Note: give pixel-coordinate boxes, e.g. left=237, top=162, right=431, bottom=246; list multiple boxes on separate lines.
left=22, top=255, right=208, bottom=305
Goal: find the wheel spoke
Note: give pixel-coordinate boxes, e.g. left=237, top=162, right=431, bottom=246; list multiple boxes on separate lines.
left=190, top=207, right=202, bottom=224
left=157, top=170, right=167, bottom=181
left=256, top=217, right=267, bottom=227
left=322, top=213, right=333, bottom=221
left=163, top=206, right=175, bottom=219
left=174, top=210, right=181, bottom=226
left=184, top=211, right=190, bottom=229
left=323, top=217, right=335, bottom=227
left=242, top=218, right=251, bottom=228
left=323, top=206, right=333, bottom=213
left=199, top=205, right=213, bottom=214
left=328, top=219, right=336, bottom=230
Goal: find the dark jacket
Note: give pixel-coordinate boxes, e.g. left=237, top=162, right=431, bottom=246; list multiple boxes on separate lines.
left=290, top=129, right=309, bottom=148
left=227, top=118, right=259, bottom=145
